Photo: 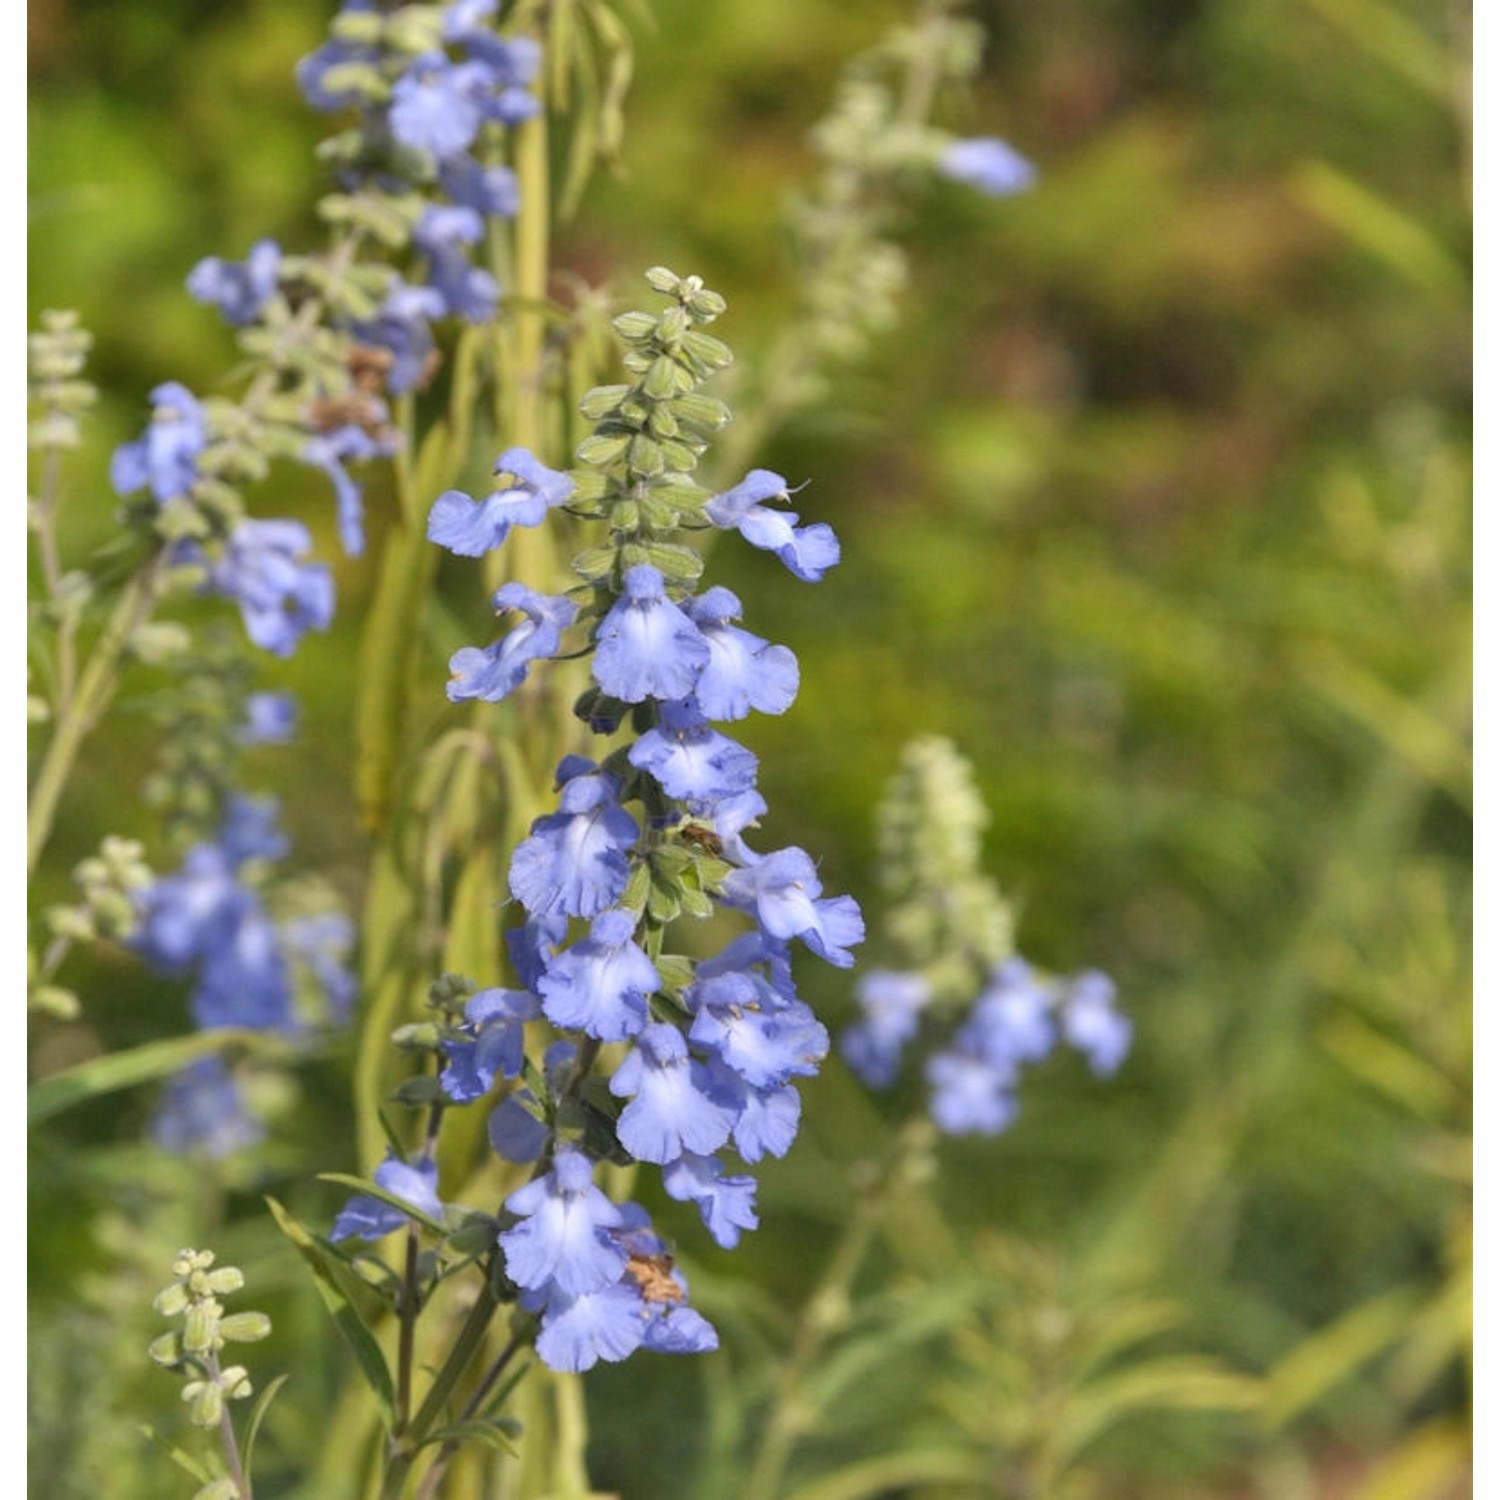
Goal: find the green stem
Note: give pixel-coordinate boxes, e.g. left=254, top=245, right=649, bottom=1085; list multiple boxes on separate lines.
left=28, top=555, right=163, bottom=876
left=740, top=1117, right=936, bottom=1500
left=409, top=1334, right=527, bottom=1500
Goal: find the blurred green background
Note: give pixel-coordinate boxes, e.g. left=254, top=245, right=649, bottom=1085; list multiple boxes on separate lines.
left=29, top=0, right=1471, bottom=1496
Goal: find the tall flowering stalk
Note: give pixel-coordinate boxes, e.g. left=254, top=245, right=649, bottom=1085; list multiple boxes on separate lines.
left=314, top=268, right=864, bottom=1492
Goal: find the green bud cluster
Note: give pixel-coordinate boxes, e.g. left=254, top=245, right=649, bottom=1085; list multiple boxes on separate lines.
left=568, top=268, right=735, bottom=731
left=149, top=1249, right=271, bottom=1431
left=27, top=310, right=97, bottom=453
left=44, top=836, right=155, bottom=948
left=876, top=735, right=1014, bottom=1002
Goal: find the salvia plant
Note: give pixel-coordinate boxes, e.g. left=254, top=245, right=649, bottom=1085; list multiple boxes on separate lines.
left=26, top=2, right=1152, bottom=1496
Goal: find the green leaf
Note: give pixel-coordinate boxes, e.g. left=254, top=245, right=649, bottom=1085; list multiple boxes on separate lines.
left=418, top=1418, right=520, bottom=1457
left=1263, top=1286, right=1424, bottom=1427
left=241, top=1372, right=290, bottom=1489
left=139, top=1424, right=213, bottom=1484
left=263, top=1196, right=396, bottom=1427
left=28, top=1028, right=285, bottom=1126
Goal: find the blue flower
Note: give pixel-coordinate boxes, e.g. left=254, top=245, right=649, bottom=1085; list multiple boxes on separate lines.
left=536, top=907, right=659, bottom=1042
left=962, top=958, right=1056, bottom=1068
left=238, top=691, right=299, bottom=746
left=282, top=912, right=359, bottom=1024
left=191, top=904, right=295, bottom=1032
left=302, top=421, right=397, bottom=558
left=439, top=153, right=520, bottom=217
left=446, top=583, right=577, bottom=703
left=390, top=54, right=491, bottom=157
left=592, top=565, right=711, bottom=703
left=840, top=969, right=931, bottom=1087
left=705, top=470, right=841, bottom=582
left=500, top=1148, right=626, bottom=1295
left=925, top=1048, right=1019, bottom=1136
left=505, top=914, right=567, bottom=991
left=487, top=1090, right=549, bottom=1163
left=938, top=137, right=1037, bottom=198
left=207, top=519, right=334, bottom=658
left=186, top=239, right=281, bottom=326
left=729, top=1080, right=802, bottom=1162
left=627, top=699, right=758, bottom=812
left=414, top=205, right=499, bottom=322
left=508, top=760, right=639, bottom=919
left=110, top=382, right=206, bottom=504
left=662, top=1152, right=759, bottom=1249
left=151, top=1056, right=265, bottom=1159
left=686, top=970, right=828, bottom=1089
left=134, top=844, right=245, bottom=973
left=609, top=1024, right=737, bottom=1164
left=1061, top=970, right=1131, bottom=1077
left=296, top=2, right=381, bottom=111
left=682, top=588, right=799, bottom=720
left=331, top=1154, right=446, bottom=1242
left=523, top=1203, right=716, bottom=1372
left=720, top=847, right=865, bottom=967
left=427, top=448, right=576, bottom=556
left=218, top=793, right=289, bottom=865
left=354, top=279, right=446, bottom=395
left=460, top=34, right=542, bottom=123
left=440, top=986, right=541, bottom=1102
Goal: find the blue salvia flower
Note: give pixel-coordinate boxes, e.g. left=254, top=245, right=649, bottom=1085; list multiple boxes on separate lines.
left=414, top=205, right=499, bottom=323
left=839, top=969, right=931, bottom=1088
left=186, top=239, right=282, bottom=327
left=440, top=986, right=541, bottom=1102
left=203, top=519, right=335, bottom=659
left=428, top=449, right=576, bottom=556
left=938, top=137, right=1038, bottom=197
left=507, top=760, right=639, bottom=919
left=150, top=1056, right=266, bottom=1159
left=626, top=699, right=759, bottom=812
left=1061, top=969, right=1132, bottom=1077
left=535, top=907, right=660, bottom=1042
left=331, top=1154, right=445, bottom=1242
left=446, top=583, right=578, bottom=703
left=705, top=470, right=841, bottom=582
left=661, top=1152, right=759, bottom=1249
left=520, top=1203, right=717, bottom=1373
left=302, top=420, right=399, bottom=559
left=110, top=382, right=206, bottom=504
left=499, top=1147, right=627, bottom=1296
left=681, top=588, right=799, bottom=719
left=238, top=691, right=299, bottom=746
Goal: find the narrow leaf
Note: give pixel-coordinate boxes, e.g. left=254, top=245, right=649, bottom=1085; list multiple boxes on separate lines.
left=264, top=1196, right=396, bottom=1426
left=29, top=1028, right=284, bottom=1126
left=138, top=1423, right=213, bottom=1484
left=418, top=1419, right=520, bottom=1457
left=242, top=1372, right=290, bottom=1487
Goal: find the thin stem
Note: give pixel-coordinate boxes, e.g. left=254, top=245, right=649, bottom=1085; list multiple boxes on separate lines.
left=393, top=1227, right=421, bottom=1440
left=206, top=1352, right=252, bottom=1500
left=409, top=1335, right=527, bottom=1500
left=28, top=555, right=164, bottom=876
left=741, top=1117, right=935, bottom=1500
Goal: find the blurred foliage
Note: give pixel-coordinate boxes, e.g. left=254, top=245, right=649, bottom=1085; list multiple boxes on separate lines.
left=29, top=0, right=1469, bottom=1496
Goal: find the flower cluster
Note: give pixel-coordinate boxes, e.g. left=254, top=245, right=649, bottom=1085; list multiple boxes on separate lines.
left=340, top=269, right=863, bottom=1372
left=845, top=958, right=1130, bottom=1136
left=107, top=1, right=546, bottom=668
left=838, top=736, right=1129, bottom=1137
left=133, top=793, right=356, bottom=1155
